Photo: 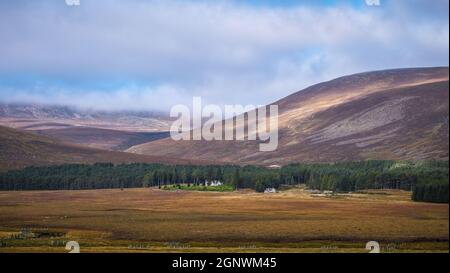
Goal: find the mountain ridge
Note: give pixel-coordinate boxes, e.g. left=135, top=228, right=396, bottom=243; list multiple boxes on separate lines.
left=0, top=103, right=171, bottom=132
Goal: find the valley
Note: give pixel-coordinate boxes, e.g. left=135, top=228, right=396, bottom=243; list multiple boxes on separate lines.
left=0, top=0, right=448, bottom=259
left=0, top=68, right=448, bottom=171
left=0, top=67, right=448, bottom=254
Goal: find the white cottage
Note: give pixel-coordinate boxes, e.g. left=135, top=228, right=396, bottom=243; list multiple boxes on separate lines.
left=264, top=188, right=277, bottom=193
left=210, top=181, right=223, bottom=187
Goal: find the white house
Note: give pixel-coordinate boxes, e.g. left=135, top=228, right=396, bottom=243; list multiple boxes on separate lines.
left=264, top=188, right=277, bottom=193
left=210, top=181, right=223, bottom=187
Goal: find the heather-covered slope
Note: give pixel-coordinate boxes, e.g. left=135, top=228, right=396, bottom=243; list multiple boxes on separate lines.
left=128, top=67, right=449, bottom=165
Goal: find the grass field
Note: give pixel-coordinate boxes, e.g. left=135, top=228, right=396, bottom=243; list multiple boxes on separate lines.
left=0, top=187, right=448, bottom=253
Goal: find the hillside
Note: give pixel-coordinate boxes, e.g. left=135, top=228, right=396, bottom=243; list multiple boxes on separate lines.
left=33, top=127, right=169, bottom=151
left=0, top=125, right=204, bottom=172
left=127, top=67, right=449, bottom=165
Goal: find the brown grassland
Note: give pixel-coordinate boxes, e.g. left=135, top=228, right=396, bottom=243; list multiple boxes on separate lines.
left=0, top=187, right=448, bottom=253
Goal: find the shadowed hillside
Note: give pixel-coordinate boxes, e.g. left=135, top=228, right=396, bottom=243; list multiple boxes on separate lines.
left=33, top=127, right=170, bottom=151
left=0, top=126, right=205, bottom=172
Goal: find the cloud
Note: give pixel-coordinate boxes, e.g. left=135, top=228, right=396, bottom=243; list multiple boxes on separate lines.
left=0, top=0, right=448, bottom=111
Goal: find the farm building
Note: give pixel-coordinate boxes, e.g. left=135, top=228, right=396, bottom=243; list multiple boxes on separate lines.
left=264, top=188, right=277, bottom=193
left=205, top=180, right=223, bottom=187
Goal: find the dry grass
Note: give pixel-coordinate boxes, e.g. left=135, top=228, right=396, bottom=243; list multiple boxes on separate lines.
left=0, top=188, right=448, bottom=253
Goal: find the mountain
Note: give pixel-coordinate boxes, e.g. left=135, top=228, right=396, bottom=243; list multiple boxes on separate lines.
left=0, top=125, right=204, bottom=172
left=0, top=104, right=172, bottom=151
left=0, top=104, right=171, bottom=132
left=127, top=67, right=449, bottom=165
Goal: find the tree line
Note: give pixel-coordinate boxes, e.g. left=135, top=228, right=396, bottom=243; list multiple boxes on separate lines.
left=412, top=184, right=449, bottom=203
left=0, top=160, right=448, bottom=203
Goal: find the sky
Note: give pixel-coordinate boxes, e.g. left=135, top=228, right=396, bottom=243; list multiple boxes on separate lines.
left=0, top=0, right=448, bottom=112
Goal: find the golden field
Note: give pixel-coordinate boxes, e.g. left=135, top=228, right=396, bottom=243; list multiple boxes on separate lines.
left=0, top=187, right=448, bottom=253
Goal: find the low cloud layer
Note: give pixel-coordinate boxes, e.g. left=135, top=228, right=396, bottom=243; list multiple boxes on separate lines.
left=0, top=0, right=448, bottom=111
